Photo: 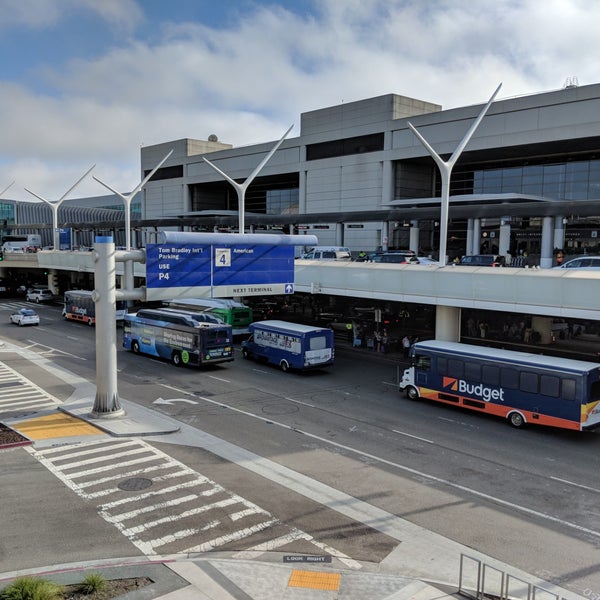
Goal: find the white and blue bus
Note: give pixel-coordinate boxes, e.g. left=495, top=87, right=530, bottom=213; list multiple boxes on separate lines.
left=123, top=308, right=233, bottom=367
left=241, top=320, right=334, bottom=372
left=399, top=340, right=600, bottom=431
left=163, top=298, right=253, bottom=336
left=63, top=290, right=127, bottom=326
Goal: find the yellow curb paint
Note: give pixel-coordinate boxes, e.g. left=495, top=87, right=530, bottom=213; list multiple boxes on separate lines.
left=13, top=413, right=103, bottom=440
left=288, top=570, right=341, bottom=591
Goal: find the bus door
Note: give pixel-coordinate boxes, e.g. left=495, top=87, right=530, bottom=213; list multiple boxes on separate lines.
left=415, top=354, right=431, bottom=387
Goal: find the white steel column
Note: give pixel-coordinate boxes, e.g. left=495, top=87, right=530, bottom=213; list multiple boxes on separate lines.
left=554, top=216, right=566, bottom=251
left=408, top=84, right=501, bottom=267
left=466, top=218, right=474, bottom=257
left=499, top=216, right=511, bottom=257
left=203, top=126, right=293, bottom=234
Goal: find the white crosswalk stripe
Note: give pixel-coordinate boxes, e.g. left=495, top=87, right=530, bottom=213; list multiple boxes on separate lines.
left=26, top=438, right=329, bottom=558
left=0, top=363, right=60, bottom=414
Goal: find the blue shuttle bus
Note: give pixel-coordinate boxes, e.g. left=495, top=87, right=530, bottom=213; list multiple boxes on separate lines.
left=241, top=320, right=334, bottom=372
left=123, top=308, right=233, bottom=367
left=399, top=340, right=600, bottom=431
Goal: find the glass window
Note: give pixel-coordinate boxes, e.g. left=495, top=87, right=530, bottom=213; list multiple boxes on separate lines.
left=437, top=357, right=447, bottom=373
left=482, top=365, right=500, bottom=386
left=415, top=355, right=431, bottom=371
left=589, top=380, right=600, bottom=402
left=448, top=359, right=464, bottom=378
left=501, top=368, right=519, bottom=389
left=520, top=371, right=539, bottom=394
left=540, top=375, right=560, bottom=398
left=309, top=335, right=327, bottom=351
left=464, top=362, right=481, bottom=381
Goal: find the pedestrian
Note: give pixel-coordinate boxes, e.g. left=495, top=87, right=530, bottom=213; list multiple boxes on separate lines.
left=381, top=328, right=388, bottom=353
left=402, top=335, right=411, bottom=358
left=374, top=330, right=382, bottom=352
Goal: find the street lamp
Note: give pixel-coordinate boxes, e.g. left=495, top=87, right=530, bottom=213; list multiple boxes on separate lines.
left=407, top=84, right=501, bottom=266
left=24, top=166, right=96, bottom=250
left=202, top=125, right=293, bottom=234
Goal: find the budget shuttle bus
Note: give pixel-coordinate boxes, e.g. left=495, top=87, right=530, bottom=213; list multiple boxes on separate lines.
left=123, top=308, right=233, bottom=367
left=62, top=290, right=127, bottom=325
left=241, top=320, right=334, bottom=372
left=399, top=340, right=600, bottom=431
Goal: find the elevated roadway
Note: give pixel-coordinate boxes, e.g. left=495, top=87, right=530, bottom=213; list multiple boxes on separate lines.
left=15, top=250, right=600, bottom=323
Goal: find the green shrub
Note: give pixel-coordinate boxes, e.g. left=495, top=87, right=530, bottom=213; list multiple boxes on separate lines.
left=77, top=573, right=107, bottom=595
left=0, top=576, right=64, bottom=600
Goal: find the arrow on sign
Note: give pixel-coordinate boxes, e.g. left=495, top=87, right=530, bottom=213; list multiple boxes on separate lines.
left=154, top=397, right=198, bottom=406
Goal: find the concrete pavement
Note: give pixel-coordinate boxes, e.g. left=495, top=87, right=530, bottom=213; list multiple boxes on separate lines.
left=0, top=338, right=588, bottom=600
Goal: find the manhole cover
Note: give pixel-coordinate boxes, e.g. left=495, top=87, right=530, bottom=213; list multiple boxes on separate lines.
left=118, top=477, right=153, bottom=491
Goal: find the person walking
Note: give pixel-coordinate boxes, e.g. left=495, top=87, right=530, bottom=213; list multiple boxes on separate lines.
left=402, top=335, right=411, bottom=358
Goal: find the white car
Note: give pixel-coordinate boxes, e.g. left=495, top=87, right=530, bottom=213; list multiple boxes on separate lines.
left=26, top=288, right=54, bottom=303
left=10, top=308, right=40, bottom=326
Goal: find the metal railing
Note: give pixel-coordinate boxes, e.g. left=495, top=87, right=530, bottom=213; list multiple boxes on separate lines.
left=458, top=554, right=561, bottom=600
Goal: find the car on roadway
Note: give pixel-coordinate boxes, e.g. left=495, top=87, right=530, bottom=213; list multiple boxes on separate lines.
left=553, top=256, right=600, bottom=270
left=458, top=254, right=506, bottom=267
left=26, top=288, right=54, bottom=303
left=10, top=308, right=40, bottom=326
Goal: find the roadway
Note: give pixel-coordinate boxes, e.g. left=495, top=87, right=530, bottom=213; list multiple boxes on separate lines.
left=0, top=298, right=599, bottom=595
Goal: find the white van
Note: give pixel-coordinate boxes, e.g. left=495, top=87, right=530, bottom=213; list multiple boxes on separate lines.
left=1, top=241, right=27, bottom=253
left=301, top=246, right=352, bottom=261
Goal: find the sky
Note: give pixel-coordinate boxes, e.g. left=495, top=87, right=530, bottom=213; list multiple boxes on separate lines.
left=1, top=0, right=599, bottom=203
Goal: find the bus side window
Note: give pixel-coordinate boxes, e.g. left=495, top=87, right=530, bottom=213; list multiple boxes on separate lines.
left=500, top=367, right=519, bottom=390
left=482, top=365, right=500, bottom=386
left=519, top=371, right=539, bottom=394
left=464, top=361, right=481, bottom=382
left=540, top=375, right=560, bottom=398
left=588, top=379, right=600, bottom=402
left=448, top=358, right=464, bottom=378
left=415, top=355, right=431, bottom=371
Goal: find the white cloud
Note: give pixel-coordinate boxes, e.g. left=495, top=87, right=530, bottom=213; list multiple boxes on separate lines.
left=2, top=0, right=600, bottom=201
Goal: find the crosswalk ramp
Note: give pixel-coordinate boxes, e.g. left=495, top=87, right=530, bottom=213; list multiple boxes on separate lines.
left=26, top=438, right=359, bottom=565
left=0, top=362, right=60, bottom=415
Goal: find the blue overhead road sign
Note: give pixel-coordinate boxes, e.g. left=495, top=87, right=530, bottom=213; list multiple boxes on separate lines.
left=145, top=232, right=316, bottom=301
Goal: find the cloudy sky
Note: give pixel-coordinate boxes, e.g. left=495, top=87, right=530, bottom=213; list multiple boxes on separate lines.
left=1, top=0, right=598, bottom=203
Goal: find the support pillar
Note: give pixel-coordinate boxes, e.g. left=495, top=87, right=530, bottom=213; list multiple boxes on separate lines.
left=554, top=216, right=566, bottom=253
left=409, top=220, right=420, bottom=254
left=435, top=306, right=461, bottom=342
left=381, top=221, right=389, bottom=252
left=466, top=218, right=474, bottom=259
left=335, top=222, right=344, bottom=246
left=540, top=216, right=554, bottom=269
left=499, top=217, right=511, bottom=257
left=472, top=218, right=482, bottom=254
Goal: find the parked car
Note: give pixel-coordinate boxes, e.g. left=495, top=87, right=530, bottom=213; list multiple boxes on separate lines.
left=26, top=288, right=54, bottom=303
left=553, top=256, right=600, bottom=270
left=369, top=251, right=418, bottom=264
left=458, top=254, right=506, bottom=267
left=10, top=308, right=40, bottom=326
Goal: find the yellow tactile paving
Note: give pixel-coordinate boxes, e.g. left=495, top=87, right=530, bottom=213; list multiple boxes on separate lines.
left=13, top=413, right=104, bottom=440
left=288, top=569, right=341, bottom=591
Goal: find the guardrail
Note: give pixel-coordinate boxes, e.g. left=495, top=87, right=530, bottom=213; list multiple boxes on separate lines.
left=458, top=554, right=561, bottom=600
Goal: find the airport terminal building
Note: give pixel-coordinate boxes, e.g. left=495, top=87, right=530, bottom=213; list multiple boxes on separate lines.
left=3, top=81, right=600, bottom=262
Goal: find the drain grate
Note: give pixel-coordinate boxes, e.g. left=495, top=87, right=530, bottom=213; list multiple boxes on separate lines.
left=118, top=477, right=153, bottom=491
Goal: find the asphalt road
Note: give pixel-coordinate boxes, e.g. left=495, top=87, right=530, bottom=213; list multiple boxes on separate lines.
left=0, top=298, right=599, bottom=594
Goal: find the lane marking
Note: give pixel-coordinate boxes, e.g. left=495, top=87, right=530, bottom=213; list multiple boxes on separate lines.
left=208, top=375, right=230, bottom=383
left=392, top=430, right=434, bottom=444
left=551, top=476, right=600, bottom=494
left=188, top=392, right=600, bottom=540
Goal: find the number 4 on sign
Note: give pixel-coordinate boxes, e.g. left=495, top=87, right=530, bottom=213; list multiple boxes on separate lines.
left=215, top=248, right=231, bottom=267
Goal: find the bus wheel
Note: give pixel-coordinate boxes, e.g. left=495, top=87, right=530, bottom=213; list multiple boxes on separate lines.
left=242, top=348, right=250, bottom=360
left=132, top=341, right=140, bottom=354
left=508, top=411, right=525, bottom=428
left=87, top=318, right=94, bottom=326
left=280, top=360, right=290, bottom=372
left=508, top=412, right=525, bottom=429
left=172, top=352, right=183, bottom=367
left=406, top=386, right=419, bottom=400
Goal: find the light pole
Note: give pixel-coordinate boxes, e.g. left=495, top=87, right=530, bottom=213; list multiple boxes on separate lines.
left=202, top=125, right=293, bottom=233
left=24, top=166, right=96, bottom=250
left=407, top=84, right=501, bottom=266
left=93, top=150, right=174, bottom=252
